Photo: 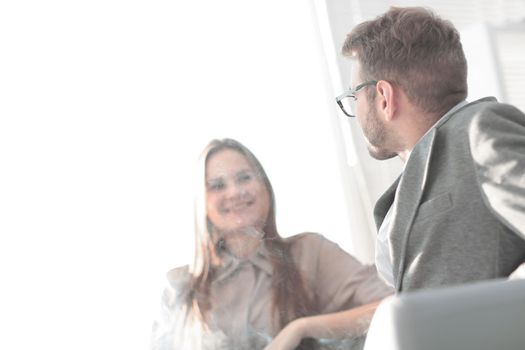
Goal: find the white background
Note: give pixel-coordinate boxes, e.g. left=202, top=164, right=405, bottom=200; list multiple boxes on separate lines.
left=0, top=1, right=353, bottom=349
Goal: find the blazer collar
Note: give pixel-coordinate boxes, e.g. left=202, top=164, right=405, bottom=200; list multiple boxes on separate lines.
left=374, top=176, right=401, bottom=230
left=433, top=97, right=496, bottom=130
left=392, top=127, right=437, bottom=291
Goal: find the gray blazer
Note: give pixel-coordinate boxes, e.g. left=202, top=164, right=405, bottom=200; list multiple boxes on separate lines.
left=374, top=97, right=525, bottom=292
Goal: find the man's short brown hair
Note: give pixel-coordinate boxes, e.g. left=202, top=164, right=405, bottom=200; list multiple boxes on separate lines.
left=343, top=7, right=468, bottom=116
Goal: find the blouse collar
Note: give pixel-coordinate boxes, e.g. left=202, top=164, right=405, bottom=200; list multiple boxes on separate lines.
left=213, top=242, right=273, bottom=283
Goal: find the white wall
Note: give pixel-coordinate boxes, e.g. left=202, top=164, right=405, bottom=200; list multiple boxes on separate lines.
left=461, top=23, right=505, bottom=102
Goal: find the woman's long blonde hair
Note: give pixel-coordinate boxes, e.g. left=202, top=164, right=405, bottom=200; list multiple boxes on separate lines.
left=186, top=138, right=316, bottom=330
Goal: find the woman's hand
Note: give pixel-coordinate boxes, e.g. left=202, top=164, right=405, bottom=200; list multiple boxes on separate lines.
left=263, top=301, right=382, bottom=349
left=263, top=318, right=307, bottom=350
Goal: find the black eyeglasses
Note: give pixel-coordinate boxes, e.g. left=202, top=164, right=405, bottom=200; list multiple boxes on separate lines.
left=335, top=80, right=378, bottom=118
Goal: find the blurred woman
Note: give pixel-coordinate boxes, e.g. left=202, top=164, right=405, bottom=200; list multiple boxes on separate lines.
left=151, top=138, right=392, bottom=350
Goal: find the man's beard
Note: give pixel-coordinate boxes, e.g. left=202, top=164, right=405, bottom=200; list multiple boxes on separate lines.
left=364, top=103, right=397, bottom=160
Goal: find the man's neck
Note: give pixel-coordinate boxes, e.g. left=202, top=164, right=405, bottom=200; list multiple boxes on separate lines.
left=397, top=100, right=468, bottom=163
left=397, top=117, right=437, bottom=162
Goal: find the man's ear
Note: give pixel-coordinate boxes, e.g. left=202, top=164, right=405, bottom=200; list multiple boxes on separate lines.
left=376, top=80, right=396, bottom=122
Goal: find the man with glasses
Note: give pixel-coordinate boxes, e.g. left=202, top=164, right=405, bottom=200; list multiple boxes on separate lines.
left=337, top=7, right=525, bottom=293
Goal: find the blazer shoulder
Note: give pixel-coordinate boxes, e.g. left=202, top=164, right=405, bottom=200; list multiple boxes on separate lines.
left=471, top=101, right=525, bottom=123
left=437, top=98, right=518, bottom=133
left=457, top=98, right=523, bottom=120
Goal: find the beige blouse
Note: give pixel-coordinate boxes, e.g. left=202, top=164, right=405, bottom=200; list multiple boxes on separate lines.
left=151, top=232, right=392, bottom=350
